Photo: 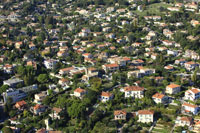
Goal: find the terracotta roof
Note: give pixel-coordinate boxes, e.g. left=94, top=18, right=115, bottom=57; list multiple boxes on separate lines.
left=123, top=57, right=131, bottom=61
left=138, top=110, right=154, bottom=115
left=36, top=128, right=46, bottom=133
left=34, top=104, right=44, bottom=110
left=88, top=67, right=96, bottom=71
left=53, top=107, right=62, bottom=114
left=60, top=67, right=74, bottom=72
left=82, top=53, right=91, bottom=56
left=101, top=91, right=113, bottom=97
left=15, top=100, right=26, bottom=107
left=74, top=88, right=86, bottom=93
left=190, top=88, right=200, bottom=94
left=103, top=63, right=119, bottom=68
left=152, top=93, right=165, bottom=99
left=182, top=103, right=198, bottom=108
left=124, top=86, right=144, bottom=92
left=195, top=121, right=200, bottom=125
left=180, top=117, right=192, bottom=122
left=185, top=61, right=196, bottom=65
left=114, top=110, right=127, bottom=115
left=60, top=78, right=69, bottom=82
left=48, top=131, right=62, bottom=133
left=167, top=84, right=180, bottom=88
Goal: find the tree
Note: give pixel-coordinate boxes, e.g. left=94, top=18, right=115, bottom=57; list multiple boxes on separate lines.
left=2, top=127, right=13, bottom=133
left=89, top=77, right=102, bottom=92
left=0, top=85, right=9, bottom=94
left=37, top=74, right=49, bottom=83
left=67, top=100, right=86, bottom=119
left=43, top=96, right=51, bottom=105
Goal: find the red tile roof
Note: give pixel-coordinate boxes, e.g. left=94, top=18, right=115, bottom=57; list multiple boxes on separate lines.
left=101, top=91, right=113, bottom=97
left=138, top=110, right=154, bottom=115
left=182, top=103, right=198, bottom=108
left=74, top=88, right=86, bottom=93
left=152, top=93, right=165, bottom=99
left=114, top=110, right=127, bottom=115
left=103, top=63, right=119, bottom=68
left=124, top=86, right=144, bottom=92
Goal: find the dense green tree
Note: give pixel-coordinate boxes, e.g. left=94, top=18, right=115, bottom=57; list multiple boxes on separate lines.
left=37, top=74, right=49, bottom=84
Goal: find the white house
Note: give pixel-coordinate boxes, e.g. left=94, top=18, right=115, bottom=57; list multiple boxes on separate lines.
left=100, top=91, right=114, bottom=102
left=138, top=110, right=154, bottom=123
left=184, top=61, right=199, bottom=71
left=102, top=64, right=119, bottom=73
left=124, top=86, right=144, bottom=98
left=114, top=110, right=127, bottom=120
left=3, top=89, right=27, bottom=104
left=152, top=93, right=168, bottom=104
left=185, top=88, right=200, bottom=101
left=182, top=102, right=199, bottom=115
left=175, top=116, right=193, bottom=127
left=44, top=59, right=57, bottom=69
left=166, top=84, right=181, bottom=95
left=167, top=50, right=178, bottom=56
left=74, top=88, right=87, bottom=98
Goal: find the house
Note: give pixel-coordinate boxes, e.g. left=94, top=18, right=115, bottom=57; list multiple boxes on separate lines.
left=114, top=110, right=127, bottom=120
left=33, top=104, right=46, bottom=115
left=57, top=50, right=68, bottom=57
left=49, top=107, right=62, bottom=120
left=184, top=61, right=199, bottom=71
left=15, top=41, right=23, bottom=49
left=3, top=78, right=23, bottom=87
left=29, top=43, right=36, bottom=50
left=107, top=56, right=130, bottom=67
left=184, top=88, right=200, bottom=101
left=139, top=68, right=155, bottom=76
left=34, top=91, right=47, bottom=104
left=182, top=102, right=199, bottom=115
left=15, top=100, right=27, bottom=110
left=162, top=40, right=174, bottom=46
left=166, top=84, right=181, bottom=94
left=152, top=93, right=168, bottom=104
left=74, top=88, right=87, bottom=98
left=163, top=29, right=173, bottom=38
left=3, top=64, right=13, bottom=74
left=27, top=61, right=37, bottom=69
left=191, top=20, right=200, bottom=27
left=59, top=67, right=74, bottom=75
left=82, top=67, right=99, bottom=81
left=193, top=121, right=200, bottom=133
left=132, top=42, right=143, bottom=47
left=58, top=78, right=70, bottom=86
left=175, top=59, right=186, bottom=66
left=131, top=59, right=144, bottom=66
left=100, top=92, right=114, bottom=102
left=167, top=7, right=180, bottom=11
left=138, top=110, right=154, bottom=123
left=44, top=59, right=57, bottom=69
left=164, top=65, right=174, bottom=71
left=82, top=53, right=93, bottom=59
left=175, top=116, right=193, bottom=127
left=151, top=53, right=158, bottom=60
left=102, top=64, right=119, bottom=73
left=167, top=50, right=178, bottom=56
left=127, top=70, right=144, bottom=78
left=3, top=89, right=27, bottom=103
left=123, top=86, right=144, bottom=98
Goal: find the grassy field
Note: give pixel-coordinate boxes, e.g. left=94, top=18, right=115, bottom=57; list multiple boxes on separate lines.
left=133, top=2, right=172, bottom=16
left=152, top=123, right=172, bottom=133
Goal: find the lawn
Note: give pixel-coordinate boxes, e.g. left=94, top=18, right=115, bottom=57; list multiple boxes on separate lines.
left=152, top=128, right=170, bottom=133
left=133, top=2, right=172, bottom=16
